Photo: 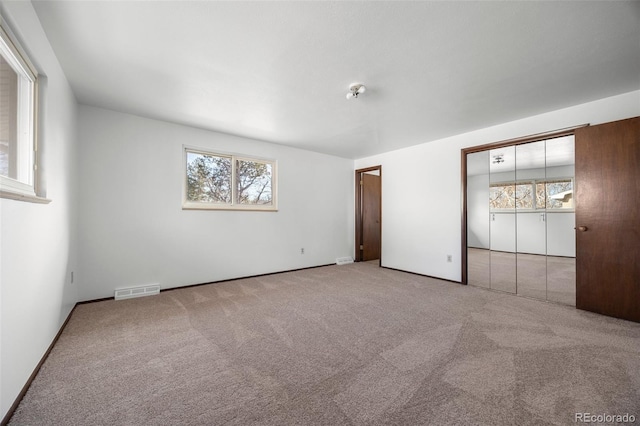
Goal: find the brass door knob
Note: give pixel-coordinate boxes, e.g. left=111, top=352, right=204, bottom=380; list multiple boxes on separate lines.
left=577, top=226, right=588, bottom=232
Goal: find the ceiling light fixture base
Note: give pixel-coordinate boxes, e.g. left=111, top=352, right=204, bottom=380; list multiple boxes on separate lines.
left=346, top=83, right=366, bottom=100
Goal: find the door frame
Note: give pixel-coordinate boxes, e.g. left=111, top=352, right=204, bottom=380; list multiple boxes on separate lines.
left=355, top=165, right=382, bottom=264
left=460, top=125, right=586, bottom=285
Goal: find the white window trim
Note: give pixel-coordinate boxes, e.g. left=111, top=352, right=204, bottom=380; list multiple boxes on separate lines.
left=0, top=16, right=47, bottom=203
left=182, top=146, right=278, bottom=211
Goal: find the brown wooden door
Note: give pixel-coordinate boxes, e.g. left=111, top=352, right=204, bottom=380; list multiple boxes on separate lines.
left=362, top=173, right=381, bottom=261
left=575, top=117, right=640, bottom=322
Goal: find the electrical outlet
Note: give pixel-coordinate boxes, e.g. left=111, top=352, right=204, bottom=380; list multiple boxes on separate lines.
left=71, top=271, right=74, bottom=283
left=301, top=248, right=305, bottom=254
left=447, top=255, right=452, bottom=263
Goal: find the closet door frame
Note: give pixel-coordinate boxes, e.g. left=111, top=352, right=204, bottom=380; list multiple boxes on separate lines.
left=461, top=124, right=587, bottom=285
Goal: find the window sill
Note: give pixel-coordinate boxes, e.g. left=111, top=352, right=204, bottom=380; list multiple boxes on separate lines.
left=0, top=189, right=51, bottom=204
left=182, top=204, right=278, bottom=212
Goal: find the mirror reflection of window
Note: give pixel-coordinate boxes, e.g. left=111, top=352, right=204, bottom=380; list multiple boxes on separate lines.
left=466, top=134, right=576, bottom=306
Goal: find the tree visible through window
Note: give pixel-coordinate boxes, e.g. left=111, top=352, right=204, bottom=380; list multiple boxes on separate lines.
left=236, top=159, right=272, bottom=205
left=186, top=152, right=232, bottom=204
left=184, top=148, right=276, bottom=210
left=490, top=179, right=572, bottom=210
left=536, top=180, right=573, bottom=209
left=489, top=183, right=534, bottom=209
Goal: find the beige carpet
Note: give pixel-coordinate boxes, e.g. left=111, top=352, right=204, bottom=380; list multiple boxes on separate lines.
left=9, top=262, right=640, bottom=425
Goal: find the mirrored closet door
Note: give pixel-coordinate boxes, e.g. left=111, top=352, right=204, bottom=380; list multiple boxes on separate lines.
left=465, top=135, right=576, bottom=306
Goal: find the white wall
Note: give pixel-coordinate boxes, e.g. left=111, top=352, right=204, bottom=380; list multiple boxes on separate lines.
left=488, top=165, right=575, bottom=183
left=77, top=106, right=354, bottom=301
left=355, top=90, right=640, bottom=281
left=467, top=173, right=490, bottom=249
left=0, top=1, right=78, bottom=418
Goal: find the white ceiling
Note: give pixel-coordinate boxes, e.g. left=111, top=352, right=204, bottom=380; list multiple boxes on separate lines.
left=32, top=1, right=640, bottom=159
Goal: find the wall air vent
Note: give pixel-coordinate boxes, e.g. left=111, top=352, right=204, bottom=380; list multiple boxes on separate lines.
left=114, top=284, right=160, bottom=300
left=336, top=257, right=354, bottom=265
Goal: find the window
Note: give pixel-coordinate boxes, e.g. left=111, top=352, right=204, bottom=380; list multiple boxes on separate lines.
left=0, top=20, right=38, bottom=200
left=490, top=178, right=573, bottom=210
left=183, top=147, right=277, bottom=210
left=489, top=182, right=534, bottom=210
left=536, top=179, right=573, bottom=209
